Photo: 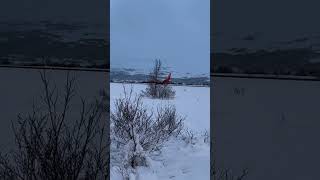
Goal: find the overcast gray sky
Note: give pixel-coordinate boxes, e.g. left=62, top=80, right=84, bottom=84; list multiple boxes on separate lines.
left=111, top=0, right=210, bottom=76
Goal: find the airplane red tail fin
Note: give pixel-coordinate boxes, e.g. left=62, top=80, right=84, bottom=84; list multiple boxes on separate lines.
left=162, top=73, right=172, bottom=84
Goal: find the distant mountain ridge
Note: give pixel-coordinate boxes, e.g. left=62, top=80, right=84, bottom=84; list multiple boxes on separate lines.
left=212, top=33, right=320, bottom=77
left=110, top=68, right=209, bottom=86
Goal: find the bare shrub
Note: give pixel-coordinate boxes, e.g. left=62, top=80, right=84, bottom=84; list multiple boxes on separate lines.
left=181, top=129, right=197, bottom=145
left=111, top=86, right=183, bottom=169
left=142, top=59, right=175, bottom=99
left=212, top=135, right=249, bottom=180
left=150, top=59, right=162, bottom=83
left=213, top=167, right=249, bottom=180
left=212, top=160, right=249, bottom=179
left=202, top=130, right=210, bottom=144
left=99, top=89, right=109, bottom=113
left=0, top=70, right=109, bottom=180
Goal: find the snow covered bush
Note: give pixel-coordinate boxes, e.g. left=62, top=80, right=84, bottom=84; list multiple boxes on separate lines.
left=143, top=83, right=176, bottom=99
left=111, top=86, right=184, bottom=169
left=180, top=129, right=210, bottom=146
left=142, top=59, right=175, bottom=99
left=0, top=70, right=109, bottom=180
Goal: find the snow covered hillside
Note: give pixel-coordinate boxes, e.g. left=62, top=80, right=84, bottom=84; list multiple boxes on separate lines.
left=110, top=83, right=210, bottom=180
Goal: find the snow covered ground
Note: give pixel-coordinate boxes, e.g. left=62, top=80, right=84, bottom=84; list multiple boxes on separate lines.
left=213, top=77, right=320, bottom=180
left=110, top=83, right=210, bottom=180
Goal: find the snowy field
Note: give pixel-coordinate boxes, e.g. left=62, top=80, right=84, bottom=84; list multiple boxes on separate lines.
left=110, top=83, right=210, bottom=180
left=0, top=68, right=108, bottom=152
left=213, top=77, right=320, bottom=180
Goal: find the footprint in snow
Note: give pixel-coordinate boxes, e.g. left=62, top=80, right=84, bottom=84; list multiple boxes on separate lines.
left=181, top=167, right=191, bottom=174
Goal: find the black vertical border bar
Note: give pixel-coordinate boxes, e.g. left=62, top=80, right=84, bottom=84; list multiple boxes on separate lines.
left=210, top=0, right=215, bottom=179
left=106, top=0, right=110, bottom=179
